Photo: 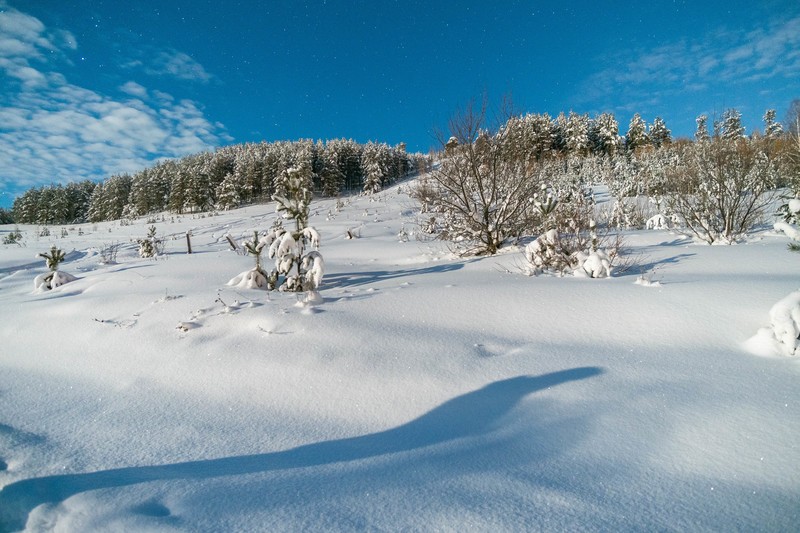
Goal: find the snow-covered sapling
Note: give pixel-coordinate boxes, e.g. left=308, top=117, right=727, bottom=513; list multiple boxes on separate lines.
left=227, top=231, right=275, bottom=290
left=34, top=245, right=77, bottom=291
left=3, top=227, right=23, bottom=245
left=137, top=226, right=164, bottom=258
left=270, top=167, right=325, bottom=292
left=40, top=245, right=65, bottom=271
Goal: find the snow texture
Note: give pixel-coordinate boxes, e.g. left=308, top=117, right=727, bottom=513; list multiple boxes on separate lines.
left=1, top=183, right=799, bottom=532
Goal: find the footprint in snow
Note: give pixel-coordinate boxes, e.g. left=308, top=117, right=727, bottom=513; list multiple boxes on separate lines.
left=176, top=321, right=200, bottom=332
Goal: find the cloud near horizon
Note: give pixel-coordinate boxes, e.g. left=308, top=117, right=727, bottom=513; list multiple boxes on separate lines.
left=0, top=3, right=227, bottom=201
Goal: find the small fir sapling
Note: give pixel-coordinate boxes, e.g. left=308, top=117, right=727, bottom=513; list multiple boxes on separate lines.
left=2, top=227, right=23, bottom=245
left=34, top=245, right=77, bottom=291
left=137, top=226, right=164, bottom=258
left=270, top=167, right=325, bottom=292
left=227, top=231, right=274, bottom=290
left=40, top=245, right=65, bottom=271
left=227, top=167, right=325, bottom=293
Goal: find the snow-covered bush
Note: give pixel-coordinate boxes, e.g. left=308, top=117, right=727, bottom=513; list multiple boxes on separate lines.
left=664, top=137, right=777, bottom=244
left=417, top=102, right=546, bottom=255
left=137, top=226, right=164, bottom=258
left=34, top=245, right=76, bottom=291
left=227, top=231, right=274, bottom=290
left=228, top=168, right=325, bottom=293
left=523, top=223, right=619, bottom=278
left=767, top=291, right=800, bottom=356
left=99, top=242, right=120, bottom=264
left=776, top=197, right=800, bottom=226
left=3, top=227, right=23, bottom=245
left=774, top=221, right=800, bottom=253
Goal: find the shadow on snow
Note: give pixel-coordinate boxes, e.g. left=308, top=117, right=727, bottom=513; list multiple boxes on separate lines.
left=324, top=262, right=467, bottom=289
left=0, top=367, right=602, bottom=531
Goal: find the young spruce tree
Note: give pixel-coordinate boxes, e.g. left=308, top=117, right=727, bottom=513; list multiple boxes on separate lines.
left=270, top=167, right=324, bottom=291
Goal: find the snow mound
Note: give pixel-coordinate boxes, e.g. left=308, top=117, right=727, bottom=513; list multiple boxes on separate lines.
left=746, top=290, right=800, bottom=357
left=227, top=268, right=269, bottom=290
left=769, top=290, right=800, bottom=356
left=33, top=270, right=77, bottom=292
left=574, top=250, right=612, bottom=279
left=646, top=214, right=668, bottom=230
left=774, top=221, right=800, bottom=242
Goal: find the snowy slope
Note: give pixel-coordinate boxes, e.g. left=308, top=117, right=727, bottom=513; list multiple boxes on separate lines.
left=0, top=183, right=798, bottom=532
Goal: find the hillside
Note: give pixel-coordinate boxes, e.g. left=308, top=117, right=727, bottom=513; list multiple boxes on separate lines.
left=0, top=181, right=798, bottom=532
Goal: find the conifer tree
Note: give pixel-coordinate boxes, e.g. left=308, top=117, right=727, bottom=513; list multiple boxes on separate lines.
left=625, top=113, right=650, bottom=152
left=271, top=167, right=324, bottom=291
left=215, top=173, right=241, bottom=210
left=565, top=111, right=590, bottom=155
left=39, top=245, right=65, bottom=271
left=588, top=112, right=620, bottom=156
left=764, top=109, right=782, bottom=139
left=721, top=109, right=745, bottom=141
left=649, top=117, right=671, bottom=148
left=695, top=115, right=710, bottom=143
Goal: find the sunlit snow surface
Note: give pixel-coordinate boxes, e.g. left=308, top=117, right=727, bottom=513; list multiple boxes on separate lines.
left=1, top=184, right=798, bottom=532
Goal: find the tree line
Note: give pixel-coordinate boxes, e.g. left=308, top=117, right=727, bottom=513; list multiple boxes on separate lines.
left=11, top=138, right=428, bottom=225
left=414, top=102, right=799, bottom=256
left=8, top=105, right=798, bottom=227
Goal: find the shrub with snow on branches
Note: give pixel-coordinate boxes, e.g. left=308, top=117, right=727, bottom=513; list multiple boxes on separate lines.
left=34, top=245, right=77, bottom=291
left=228, top=167, right=325, bottom=293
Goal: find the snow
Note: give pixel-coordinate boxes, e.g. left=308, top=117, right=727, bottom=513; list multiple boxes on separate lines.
left=774, top=221, right=800, bottom=242
left=747, top=290, right=800, bottom=357
left=1, top=183, right=799, bottom=532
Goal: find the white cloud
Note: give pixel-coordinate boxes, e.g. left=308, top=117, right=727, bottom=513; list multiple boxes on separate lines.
left=0, top=4, right=228, bottom=196
left=120, top=81, right=148, bottom=98
left=121, top=47, right=214, bottom=84
left=576, top=14, right=800, bottom=117
left=147, top=49, right=214, bottom=83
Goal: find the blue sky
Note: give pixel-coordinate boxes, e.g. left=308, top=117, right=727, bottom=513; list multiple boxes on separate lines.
left=1, top=0, right=799, bottom=208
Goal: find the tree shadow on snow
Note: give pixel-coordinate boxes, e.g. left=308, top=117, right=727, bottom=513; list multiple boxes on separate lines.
left=324, top=262, right=466, bottom=290
left=622, top=253, right=696, bottom=278
left=0, top=367, right=602, bottom=531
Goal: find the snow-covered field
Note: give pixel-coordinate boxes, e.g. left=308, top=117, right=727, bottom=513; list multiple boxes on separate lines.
left=1, top=182, right=798, bottom=532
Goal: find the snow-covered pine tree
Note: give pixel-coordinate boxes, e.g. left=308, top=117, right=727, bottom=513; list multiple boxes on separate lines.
left=565, top=111, right=590, bottom=156
left=271, top=167, right=324, bottom=292
left=648, top=117, right=671, bottom=148
left=318, top=146, right=346, bottom=197
left=763, top=109, right=782, bottom=139
left=588, top=112, right=621, bottom=157
left=625, top=113, right=650, bottom=152
left=721, top=109, right=745, bottom=141
left=34, top=245, right=76, bottom=291
left=137, top=226, right=162, bottom=258
left=39, top=245, right=65, bottom=271
left=361, top=142, right=386, bottom=194
left=551, top=112, right=569, bottom=154
left=215, top=173, right=241, bottom=210
left=695, top=115, right=710, bottom=143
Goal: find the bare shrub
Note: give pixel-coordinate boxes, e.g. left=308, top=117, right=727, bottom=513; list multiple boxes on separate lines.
left=416, top=100, right=544, bottom=255
left=664, top=138, right=778, bottom=244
